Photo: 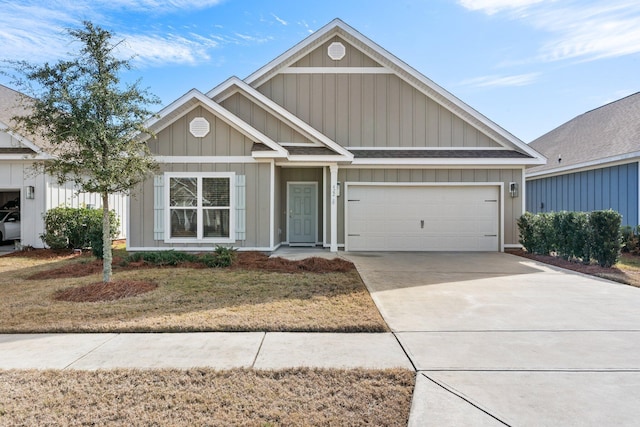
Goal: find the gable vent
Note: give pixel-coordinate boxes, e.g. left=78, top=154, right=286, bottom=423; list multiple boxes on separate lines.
left=328, top=42, right=346, bottom=60
left=189, top=117, right=210, bottom=138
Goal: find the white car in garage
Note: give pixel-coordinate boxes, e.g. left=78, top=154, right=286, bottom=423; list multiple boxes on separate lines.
left=0, top=210, right=20, bottom=242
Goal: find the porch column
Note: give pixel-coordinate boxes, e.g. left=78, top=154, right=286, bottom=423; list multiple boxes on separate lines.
left=329, top=164, right=339, bottom=252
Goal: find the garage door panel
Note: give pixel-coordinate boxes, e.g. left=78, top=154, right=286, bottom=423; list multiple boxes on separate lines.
left=346, top=186, right=499, bottom=252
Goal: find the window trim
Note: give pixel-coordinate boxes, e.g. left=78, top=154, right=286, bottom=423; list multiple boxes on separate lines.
left=164, top=171, right=235, bottom=244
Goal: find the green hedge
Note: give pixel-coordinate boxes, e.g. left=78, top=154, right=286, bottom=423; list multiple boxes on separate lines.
left=41, top=206, right=120, bottom=258
left=517, top=210, right=622, bottom=267
left=125, top=246, right=236, bottom=268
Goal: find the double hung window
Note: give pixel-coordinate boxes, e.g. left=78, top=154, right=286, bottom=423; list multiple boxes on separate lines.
left=166, top=172, right=234, bottom=242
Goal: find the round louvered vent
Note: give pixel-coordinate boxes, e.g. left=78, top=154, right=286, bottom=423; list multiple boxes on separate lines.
left=189, top=117, right=210, bottom=138
left=327, top=42, right=346, bottom=60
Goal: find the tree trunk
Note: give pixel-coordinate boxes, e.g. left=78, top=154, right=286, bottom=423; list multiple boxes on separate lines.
left=102, top=193, right=112, bottom=283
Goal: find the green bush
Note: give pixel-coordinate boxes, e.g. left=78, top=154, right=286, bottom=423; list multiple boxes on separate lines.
left=41, top=206, right=119, bottom=258
left=553, top=211, right=590, bottom=261
left=621, top=225, right=640, bottom=255
left=517, top=210, right=621, bottom=266
left=517, top=212, right=536, bottom=253
left=126, top=246, right=236, bottom=268
left=589, top=210, right=622, bottom=267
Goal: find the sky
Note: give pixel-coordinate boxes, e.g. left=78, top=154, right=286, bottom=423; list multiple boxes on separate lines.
left=1, top=0, right=639, bottom=143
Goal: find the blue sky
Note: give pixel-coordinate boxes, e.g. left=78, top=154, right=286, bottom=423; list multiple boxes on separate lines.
left=1, top=0, right=639, bottom=142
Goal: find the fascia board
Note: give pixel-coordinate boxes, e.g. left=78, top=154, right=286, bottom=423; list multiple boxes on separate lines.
left=0, top=120, right=50, bottom=158
left=209, top=77, right=353, bottom=160
left=286, top=155, right=351, bottom=162
left=145, top=89, right=287, bottom=156
left=350, top=158, right=545, bottom=166
left=526, top=151, right=640, bottom=179
left=244, top=18, right=343, bottom=86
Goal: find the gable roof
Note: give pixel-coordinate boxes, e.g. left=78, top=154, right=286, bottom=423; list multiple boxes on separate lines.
left=207, top=77, right=353, bottom=160
left=528, top=92, right=640, bottom=177
left=244, top=18, right=544, bottom=164
left=144, top=88, right=288, bottom=158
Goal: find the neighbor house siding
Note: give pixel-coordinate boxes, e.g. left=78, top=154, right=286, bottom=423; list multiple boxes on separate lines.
left=329, top=167, right=523, bottom=246
left=128, top=162, right=272, bottom=249
left=526, top=162, right=639, bottom=227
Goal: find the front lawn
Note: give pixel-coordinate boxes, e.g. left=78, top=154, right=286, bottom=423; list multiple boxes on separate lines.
left=0, top=368, right=414, bottom=426
left=0, top=250, right=388, bottom=333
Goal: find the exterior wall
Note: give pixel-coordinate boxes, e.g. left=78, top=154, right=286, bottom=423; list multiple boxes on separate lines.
left=291, top=36, right=383, bottom=68
left=147, top=105, right=255, bottom=157
left=526, top=162, right=639, bottom=227
left=258, top=73, right=501, bottom=149
left=0, top=161, right=127, bottom=248
left=278, top=167, right=323, bottom=244
left=128, top=162, right=272, bottom=249
left=0, top=129, right=23, bottom=147
left=329, top=167, right=524, bottom=247
left=221, top=93, right=313, bottom=144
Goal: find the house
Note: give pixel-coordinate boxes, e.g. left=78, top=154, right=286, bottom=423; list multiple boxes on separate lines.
left=526, top=92, right=640, bottom=227
left=0, top=84, right=127, bottom=248
left=129, top=19, right=544, bottom=253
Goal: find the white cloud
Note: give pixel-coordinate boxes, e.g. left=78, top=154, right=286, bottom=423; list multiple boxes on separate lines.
left=272, top=14, right=288, bottom=26
left=0, top=0, right=235, bottom=67
left=459, top=72, right=540, bottom=88
left=459, top=0, right=640, bottom=63
left=458, top=0, right=544, bottom=15
left=118, top=33, right=219, bottom=66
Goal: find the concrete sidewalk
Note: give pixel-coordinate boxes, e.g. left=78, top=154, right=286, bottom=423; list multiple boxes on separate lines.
left=0, top=332, right=413, bottom=371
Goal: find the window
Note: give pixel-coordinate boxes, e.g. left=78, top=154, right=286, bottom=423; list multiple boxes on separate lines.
left=166, top=172, right=234, bottom=242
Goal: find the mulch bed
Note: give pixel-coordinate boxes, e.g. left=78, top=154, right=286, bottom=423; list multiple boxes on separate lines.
left=53, top=280, right=158, bottom=302
left=507, top=249, right=618, bottom=275
left=19, top=249, right=355, bottom=303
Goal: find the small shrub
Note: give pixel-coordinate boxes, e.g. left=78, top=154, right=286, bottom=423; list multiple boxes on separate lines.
left=621, top=225, right=640, bottom=255
left=41, top=206, right=119, bottom=258
left=126, top=247, right=236, bottom=268
left=127, top=251, right=199, bottom=266
left=589, top=210, right=622, bottom=267
left=517, top=212, right=536, bottom=253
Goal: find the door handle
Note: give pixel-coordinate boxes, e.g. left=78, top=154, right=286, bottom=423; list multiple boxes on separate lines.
left=420, top=220, right=424, bottom=229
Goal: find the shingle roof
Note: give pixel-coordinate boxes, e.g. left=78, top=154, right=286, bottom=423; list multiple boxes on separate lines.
left=350, top=149, right=532, bottom=159
left=0, top=84, right=48, bottom=152
left=286, top=146, right=341, bottom=156
left=528, top=92, right=640, bottom=174
left=0, top=84, right=30, bottom=126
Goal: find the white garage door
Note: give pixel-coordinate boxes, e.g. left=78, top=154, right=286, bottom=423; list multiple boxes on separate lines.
left=346, top=185, right=499, bottom=251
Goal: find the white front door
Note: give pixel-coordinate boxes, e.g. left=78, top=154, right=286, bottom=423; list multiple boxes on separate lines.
left=288, top=183, right=317, bottom=245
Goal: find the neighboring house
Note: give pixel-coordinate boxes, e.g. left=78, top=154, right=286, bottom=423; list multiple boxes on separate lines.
left=0, top=84, right=127, bottom=248
left=526, top=92, right=640, bottom=227
left=129, top=19, right=544, bottom=253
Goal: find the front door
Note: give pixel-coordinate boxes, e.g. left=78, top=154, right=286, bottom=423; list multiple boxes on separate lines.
left=288, top=183, right=317, bottom=245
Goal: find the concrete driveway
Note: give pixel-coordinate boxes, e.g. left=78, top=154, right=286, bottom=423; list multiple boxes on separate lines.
left=345, top=252, right=640, bottom=426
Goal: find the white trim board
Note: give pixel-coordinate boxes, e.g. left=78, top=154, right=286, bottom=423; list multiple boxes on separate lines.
left=526, top=153, right=640, bottom=179
left=279, top=67, right=392, bottom=74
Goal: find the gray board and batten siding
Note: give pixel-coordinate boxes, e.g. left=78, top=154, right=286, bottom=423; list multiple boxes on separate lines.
left=526, top=162, right=639, bottom=227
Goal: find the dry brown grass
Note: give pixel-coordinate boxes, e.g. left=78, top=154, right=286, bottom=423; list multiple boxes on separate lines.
left=0, top=368, right=414, bottom=426
left=0, top=252, right=388, bottom=333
